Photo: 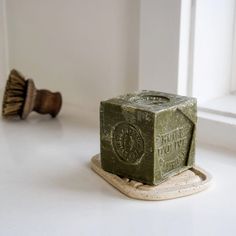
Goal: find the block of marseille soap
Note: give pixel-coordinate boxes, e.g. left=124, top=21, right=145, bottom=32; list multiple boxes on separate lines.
left=100, top=91, right=197, bottom=185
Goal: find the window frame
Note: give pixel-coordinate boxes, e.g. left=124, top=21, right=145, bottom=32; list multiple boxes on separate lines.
left=139, top=0, right=236, bottom=151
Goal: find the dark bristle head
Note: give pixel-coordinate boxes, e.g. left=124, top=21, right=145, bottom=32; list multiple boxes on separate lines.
left=2, top=69, right=27, bottom=118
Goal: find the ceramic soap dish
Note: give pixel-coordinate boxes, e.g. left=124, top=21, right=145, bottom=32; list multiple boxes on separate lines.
left=91, top=154, right=212, bottom=201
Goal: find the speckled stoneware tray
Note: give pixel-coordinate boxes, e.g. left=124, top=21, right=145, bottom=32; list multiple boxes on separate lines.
left=91, top=154, right=212, bottom=201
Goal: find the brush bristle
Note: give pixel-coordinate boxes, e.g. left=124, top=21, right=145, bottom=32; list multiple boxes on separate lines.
left=2, top=69, right=27, bottom=117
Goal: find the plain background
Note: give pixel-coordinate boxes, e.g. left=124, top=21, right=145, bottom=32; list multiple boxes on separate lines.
left=4, top=0, right=140, bottom=122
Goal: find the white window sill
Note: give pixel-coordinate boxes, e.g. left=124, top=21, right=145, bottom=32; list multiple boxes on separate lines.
left=197, top=93, right=236, bottom=151
left=199, top=93, right=236, bottom=119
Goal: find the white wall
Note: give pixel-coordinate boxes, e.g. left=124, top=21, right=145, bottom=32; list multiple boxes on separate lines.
left=139, top=0, right=181, bottom=94
left=0, top=0, right=8, bottom=89
left=4, top=0, right=236, bottom=112
left=6, top=0, right=140, bottom=116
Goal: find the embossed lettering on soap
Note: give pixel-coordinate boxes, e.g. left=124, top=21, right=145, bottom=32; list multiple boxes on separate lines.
left=157, top=125, right=193, bottom=175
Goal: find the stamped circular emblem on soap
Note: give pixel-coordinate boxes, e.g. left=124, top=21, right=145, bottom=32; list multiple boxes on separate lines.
left=112, top=122, right=144, bottom=164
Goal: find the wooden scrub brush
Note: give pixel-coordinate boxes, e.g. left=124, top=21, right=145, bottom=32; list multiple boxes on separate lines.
left=2, top=69, right=62, bottom=119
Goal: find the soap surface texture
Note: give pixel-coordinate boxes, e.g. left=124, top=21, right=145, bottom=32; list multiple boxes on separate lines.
left=100, top=91, right=197, bottom=185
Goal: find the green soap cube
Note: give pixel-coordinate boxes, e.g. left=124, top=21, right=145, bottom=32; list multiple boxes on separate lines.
left=100, top=91, right=197, bottom=185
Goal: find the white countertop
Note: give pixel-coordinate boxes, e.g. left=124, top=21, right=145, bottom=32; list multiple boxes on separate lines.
left=0, top=104, right=235, bottom=236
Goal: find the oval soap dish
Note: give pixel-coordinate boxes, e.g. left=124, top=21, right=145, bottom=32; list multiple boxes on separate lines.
left=91, top=154, right=212, bottom=201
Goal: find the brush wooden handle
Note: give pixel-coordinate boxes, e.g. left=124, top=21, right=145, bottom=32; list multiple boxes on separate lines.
left=33, top=90, right=62, bottom=117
